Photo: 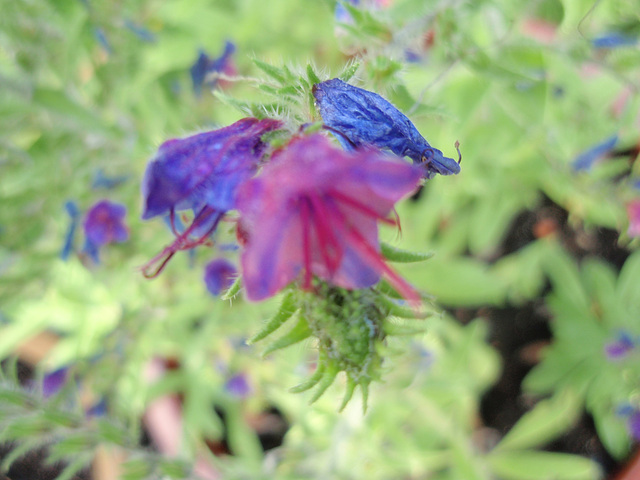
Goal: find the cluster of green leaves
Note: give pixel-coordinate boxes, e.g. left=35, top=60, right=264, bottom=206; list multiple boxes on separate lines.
left=0, top=360, right=193, bottom=480
left=524, top=249, right=640, bottom=460
left=243, top=243, right=435, bottom=412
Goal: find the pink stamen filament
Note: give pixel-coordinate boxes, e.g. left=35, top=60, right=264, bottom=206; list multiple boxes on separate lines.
left=324, top=196, right=421, bottom=307
left=299, top=198, right=313, bottom=290
left=141, top=207, right=223, bottom=278
left=328, top=189, right=397, bottom=227
left=307, top=193, right=343, bottom=276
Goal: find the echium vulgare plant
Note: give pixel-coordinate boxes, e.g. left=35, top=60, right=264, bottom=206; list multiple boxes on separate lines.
left=140, top=65, right=461, bottom=408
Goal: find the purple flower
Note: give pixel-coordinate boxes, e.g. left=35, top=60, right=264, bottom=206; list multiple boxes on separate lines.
left=225, top=373, right=251, bottom=398
left=141, top=118, right=282, bottom=277
left=627, top=200, right=640, bottom=238
left=82, top=200, right=129, bottom=263
left=236, top=134, right=423, bottom=302
left=592, top=33, right=638, bottom=49
left=313, top=78, right=461, bottom=179
left=42, top=368, right=68, bottom=398
left=190, top=41, right=236, bottom=97
left=604, top=331, right=635, bottom=360
left=571, top=135, right=618, bottom=171
left=628, top=410, right=640, bottom=441
left=204, top=258, right=237, bottom=296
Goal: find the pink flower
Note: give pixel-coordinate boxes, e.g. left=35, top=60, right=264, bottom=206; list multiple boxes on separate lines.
left=236, top=134, right=422, bottom=302
left=627, top=200, right=640, bottom=237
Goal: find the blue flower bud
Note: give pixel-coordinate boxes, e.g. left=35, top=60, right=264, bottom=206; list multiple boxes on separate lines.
left=313, top=78, right=461, bottom=179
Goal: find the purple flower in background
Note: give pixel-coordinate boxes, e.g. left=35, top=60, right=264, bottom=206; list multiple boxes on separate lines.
left=141, top=118, right=282, bottom=277
left=204, top=258, right=237, bottom=296
left=605, top=331, right=636, bottom=360
left=237, top=134, right=422, bottom=302
left=191, top=41, right=236, bottom=97
left=313, top=78, right=461, bottom=179
left=225, top=373, right=251, bottom=398
left=123, top=19, right=156, bottom=43
left=571, top=135, right=618, bottom=171
left=92, top=169, right=129, bottom=190
left=60, top=200, right=80, bottom=260
left=627, top=200, right=640, bottom=238
left=592, top=32, right=638, bottom=49
left=628, top=410, right=640, bottom=441
left=335, top=0, right=359, bottom=24
left=42, top=368, right=68, bottom=398
left=82, top=200, right=129, bottom=263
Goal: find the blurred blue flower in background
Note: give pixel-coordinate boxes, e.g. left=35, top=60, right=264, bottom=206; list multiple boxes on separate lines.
left=190, top=41, right=236, bottom=97
left=571, top=135, right=618, bottom=171
left=204, top=258, right=237, bottom=296
left=82, top=200, right=129, bottom=263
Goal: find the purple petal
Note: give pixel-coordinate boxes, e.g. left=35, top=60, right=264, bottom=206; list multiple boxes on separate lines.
left=43, top=368, right=68, bottom=398
left=141, top=118, right=282, bottom=220
left=628, top=411, right=640, bottom=441
left=204, top=258, right=237, bottom=296
left=225, top=373, right=251, bottom=398
left=572, top=135, right=618, bottom=171
left=83, top=200, right=129, bottom=247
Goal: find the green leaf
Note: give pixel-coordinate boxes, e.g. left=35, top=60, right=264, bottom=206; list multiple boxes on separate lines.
left=617, top=251, right=640, bottom=318
left=487, top=451, right=600, bottom=480
left=248, top=291, right=298, bottom=344
left=221, top=276, right=242, bottom=301
left=338, top=61, right=361, bottom=82
left=309, top=364, right=339, bottom=404
left=252, top=59, right=287, bottom=84
left=262, top=314, right=311, bottom=356
left=591, top=405, right=631, bottom=460
left=380, top=242, right=434, bottom=263
left=290, top=362, right=325, bottom=393
left=496, top=389, right=582, bottom=451
left=306, top=63, right=321, bottom=85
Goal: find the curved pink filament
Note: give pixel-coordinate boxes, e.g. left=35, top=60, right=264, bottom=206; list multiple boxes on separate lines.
left=141, top=207, right=223, bottom=278
left=307, top=193, right=342, bottom=276
left=328, top=189, right=397, bottom=227
left=324, top=196, right=421, bottom=306
left=299, top=198, right=313, bottom=289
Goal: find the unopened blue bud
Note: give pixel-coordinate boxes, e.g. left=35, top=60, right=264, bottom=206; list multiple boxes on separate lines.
left=313, top=78, right=461, bottom=179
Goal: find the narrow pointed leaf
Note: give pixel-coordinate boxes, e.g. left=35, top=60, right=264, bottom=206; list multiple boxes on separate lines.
left=248, top=291, right=298, bottom=344
left=381, top=242, right=434, bottom=263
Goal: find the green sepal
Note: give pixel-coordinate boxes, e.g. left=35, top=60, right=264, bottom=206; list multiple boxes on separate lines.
left=289, top=361, right=326, bottom=393
left=380, top=242, right=434, bottom=263
left=261, top=314, right=311, bottom=356
left=360, top=379, right=370, bottom=413
left=309, top=364, right=339, bottom=404
left=383, top=319, right=427, bottom=336
left=339, top=61, right=361, bottom=82
left=338, top=377, right=357, bottom=412
left=252, top=59, right=286, bottom=84
left=379, top=295, right=428, bottom=319
left=221, top=276, right=242, bottom=301
left=247, top=291, right=298, bottom=344
left=306, top=63, right=321, bottom=86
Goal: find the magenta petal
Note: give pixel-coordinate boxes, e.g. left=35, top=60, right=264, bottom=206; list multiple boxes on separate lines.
left=241, top=210, right=303, bottom=301
left=237, top=134, right=422, bottom=301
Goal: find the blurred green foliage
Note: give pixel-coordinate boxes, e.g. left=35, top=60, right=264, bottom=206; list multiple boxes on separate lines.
left=1, top=0, right=640, bottom=478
